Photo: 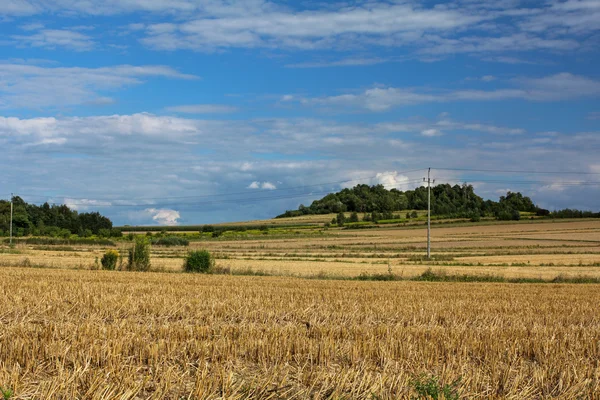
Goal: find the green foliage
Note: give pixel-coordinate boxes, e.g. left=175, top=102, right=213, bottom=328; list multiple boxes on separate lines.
left=275, top=183, right=597, bottom=222
left=101, top=249, right=119, bottom=270
left=201, top=225, right=215, bottom=232
left=495, top=207, right=520, bottom=221
left=0, top=386, right=13, bottom=400
left=127, top=236, right=151, bottom=271
left=79, top=228, right=93, bottom=238
left=0, top=196, right=112, bottom=237
left=3, top=237, right=114, bottom=246
left=184, top=250, right=214, bottom=273
left=411, top=375, right=460, bottom=400
left=151, top=236, right=190, bottom=246
left=336, top=212, right=346, bottom=227
left=349, top=212, right=359, bottom=223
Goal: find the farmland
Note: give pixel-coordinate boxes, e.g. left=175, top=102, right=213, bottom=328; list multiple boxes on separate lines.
left=3, top=219, right=600, bottom=280
left=1, top=219, right=600, bottom=398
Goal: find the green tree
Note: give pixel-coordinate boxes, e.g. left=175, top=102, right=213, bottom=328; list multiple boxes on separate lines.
left=336, top=212, right=346, bottom=227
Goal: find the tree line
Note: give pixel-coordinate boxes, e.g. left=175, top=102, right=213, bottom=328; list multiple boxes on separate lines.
left=276, top=183, right=599, bottom=221
left=0, top=196, right=116, bottom=238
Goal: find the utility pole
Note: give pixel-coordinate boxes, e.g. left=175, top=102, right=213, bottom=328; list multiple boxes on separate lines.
left=9, top=193, right=13, bottom=246
left=423, top=169, right=435, bottom=260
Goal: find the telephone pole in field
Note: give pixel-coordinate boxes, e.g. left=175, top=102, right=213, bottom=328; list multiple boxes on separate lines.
left=9, top=193, right=13, bottom=246
left=423, top=169, right=435, bottom=260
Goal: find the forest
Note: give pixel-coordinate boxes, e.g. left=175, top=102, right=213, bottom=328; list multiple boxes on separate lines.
left=0, top=196, right=115, bottom=238
left=276, top=183, right=599, bottom=221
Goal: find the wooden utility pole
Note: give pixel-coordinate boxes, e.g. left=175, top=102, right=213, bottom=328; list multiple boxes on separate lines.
left=9, top=193, right=13, bottom=246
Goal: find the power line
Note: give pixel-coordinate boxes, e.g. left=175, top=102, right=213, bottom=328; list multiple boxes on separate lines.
left=39, top=179, right=426, bottom=209
left=441, top=178, right=600, bottom=186
left=433, top=167, right=600, bottom=175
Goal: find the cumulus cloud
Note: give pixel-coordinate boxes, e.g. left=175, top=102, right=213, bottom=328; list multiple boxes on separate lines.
left=374, top=171, right=412, bottom=190
left=145, top=208, right=180, bottom=226
left=248, top=181, right=277, bottom=190
left=261, top=182, right=277, bottom=190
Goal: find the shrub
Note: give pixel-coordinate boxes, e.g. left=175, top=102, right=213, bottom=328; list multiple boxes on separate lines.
left=101, top=249, right=119, bottom=270
left=128, top=236, right=151, bottom=271
left=184, top=250, right=214, bottom=273
left=98, top=228, right=112, bottom=238
left=201, top=225, right=215, bottom=233
left=470, top=212, right=481, bottom=222
left=111, top=228, right=123, bottom=238
left=349, top=212, right=359, bottom=223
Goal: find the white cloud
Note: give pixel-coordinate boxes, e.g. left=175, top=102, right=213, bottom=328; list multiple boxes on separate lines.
left=0, top=0, right=38, bottom=16
left=290, top=73, right=600, bottom=112
left=261, top=182, right=277, bottom=190
left=0, top=63, right=197, bottom=109
left=165, top=104, right=238, bottom=114
left=11, top=29, right=95, bottom=51
left=145, top=208, right=181, bottom=226
left=481, top=75, right=496, bottom=82
left=63, top=198, right=112, bottom=211
left=1, top=0, right=597, bottom=62
left=374, top=171, right=411, bottom=190
left=588, top=112, right=600, bottom=120
left=139, top=3, right=482, bottom=51
left=248, top=181, right=277, bottom=190
left=3, top=112, right=600, bottom=224
left=285, top=57, right=390, bottom=68
left=421, top=129, right=443, bottom=137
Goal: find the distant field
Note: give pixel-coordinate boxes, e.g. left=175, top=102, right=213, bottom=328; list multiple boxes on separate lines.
left=4, top=220, right=600, bottom=280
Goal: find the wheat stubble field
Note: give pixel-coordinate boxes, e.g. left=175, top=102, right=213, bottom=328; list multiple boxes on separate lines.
left=1, top=268, right=600, bottom=399
left=1, top=220, right=600, bottom=399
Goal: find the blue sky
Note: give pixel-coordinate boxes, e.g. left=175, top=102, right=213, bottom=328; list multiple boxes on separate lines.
left=1, top=0, right=599, bottom=226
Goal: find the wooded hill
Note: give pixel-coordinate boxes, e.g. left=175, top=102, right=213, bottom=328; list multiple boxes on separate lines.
left=276, top=183, right=599, bottom=221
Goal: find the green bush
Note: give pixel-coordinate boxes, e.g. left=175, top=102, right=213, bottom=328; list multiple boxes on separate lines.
left=128, top=236, right=151, bottom=271
left=101, top=249, right=119, bottom=270
left=184, top=250, right=214, bottom=273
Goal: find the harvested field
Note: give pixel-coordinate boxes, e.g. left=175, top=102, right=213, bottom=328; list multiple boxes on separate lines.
left=0, top=267, right=599, bottom=399
left=3, top=220, right=599, bottom=279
